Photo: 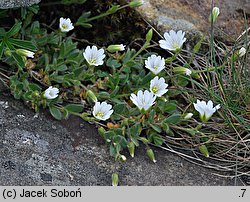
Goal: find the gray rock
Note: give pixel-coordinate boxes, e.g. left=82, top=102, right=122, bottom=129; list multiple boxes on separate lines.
left=0, top=94, right=242, bottom=185
left=135, top=0, right=250, bottom=38
left=0, top=0, right=41, bottom=9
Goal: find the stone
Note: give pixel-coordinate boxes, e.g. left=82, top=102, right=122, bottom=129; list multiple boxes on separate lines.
left=135, top=0, right=250, bottom=38
left=0, top=93, right=245, bottom=185
left=0, top=0, right=41, bottom=9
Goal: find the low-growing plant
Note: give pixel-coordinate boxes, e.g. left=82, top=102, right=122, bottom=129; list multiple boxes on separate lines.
left=0, top=0, right=249, bottom=179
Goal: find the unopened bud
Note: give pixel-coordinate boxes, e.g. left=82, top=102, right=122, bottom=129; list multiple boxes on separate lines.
left=209, top=7, right=220, bottom=23
left=107, top=44, right=126, bottom=53
left=146, top=29, right=153, bottom=42
left=238, top=47, right=246, bottom=57
left=129, top=0, right=144, bottom=8
left=173, top=67, right=192, bottom=76
left=87, top=90, right=97, bottom=102
left=147, top=148, right=156, bottom=163
left=16, top=49, right=35, bottom=58
left=120, top=155, right=127, bottom=162
left=98, top=127, right=106, bottom=139
left=127, top=142, right=135, bottom=158
left=4, top=49, right=12, bottom=57
left=112, top=173, right=119, bottom=186
left=183, top=113, right=193, bottom=120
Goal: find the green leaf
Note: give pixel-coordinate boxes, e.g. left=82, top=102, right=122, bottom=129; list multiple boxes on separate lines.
left=65, top=104, right=84, bottom=113
left=9, top=38, right=37, bottom=51
left=49, top=106, right=62, bottom=120
left=6, top=22, right=22, bottom=38
left=4, top=40, right=25, bottom=69
left=113, top=103, right=129, bottom=115
left=109, top=144, right=117, bottom=157
left=76, top=11, right=92, bottom=27
left=28, top=83, right=41, bottom=91
left=98, top=92, right=110, bottom=99
left=138, top=137, right=148, bottom=144
left=164, top=113, right=181, bottom=124
left=199, top=145, right=209, bottom=157
left=150, top=124, right=162, bottom=133
left=140, top=72, right=154, bottom=86
left=76, top=22, right=92, bottom=28
left=161, top=122, right=170, bottom=133
left=12, top=52, right=25, bottom=69
left=164, top=102, right=177, bottom=113
left=106, top=58, right=121, bottom=69
left=152, top=134, right=165, bottom=146
left=0, top=42, right=4, bottom=59
left=0, top=27, right=6, bottom=38
left=110, top=86, right=120, bottom=98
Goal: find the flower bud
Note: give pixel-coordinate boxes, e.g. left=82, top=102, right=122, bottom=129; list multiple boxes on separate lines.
left=120, top=155, right=127, bottom=162
left=98, top=127, right=106, bottom=139
left=112, top=173, right=119, bottom=186
left=107, top=44, right=126, bottom=53
left=209, top=7, right=220, bottom=23
left=129, top=0, right=144, bottom=8
left=146, top=29, right=153, bottom=42
left=147, top=148, right=156, bottom=163
left=16, top=49, right=35, bottom=58
left=173, top=67, right=192, bottom=76
left=87, top=90, right=97, bottom=102
left=238, top=47, right=246, bottom=57
left=183, top=113, right=193, bottom=120
left=199, top=145, right=209, bottom=157
left=127, top=142, right=135, bottom=158
left=4, top=49, right=12, bottom=57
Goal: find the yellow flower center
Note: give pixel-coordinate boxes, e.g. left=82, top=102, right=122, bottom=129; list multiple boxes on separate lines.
left=153, top=66, right=158, bottom=70
left=172, top=42, right=179, bottom=50
left=151, top=86, right=159, bottom=94
left=89, top=58, right=96, bottom=64
left=96, top=111, right=104, bottom=118
left=62, top=24, right=68, bottom=29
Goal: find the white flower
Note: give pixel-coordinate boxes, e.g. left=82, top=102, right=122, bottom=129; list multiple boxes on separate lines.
left=16, top=49, right=35, bottom=58
left=83, top=46, right=105, bottom=66
left=185, top=68, right=192, bottom=76
left=145, top=55, right=165, bottom=75
left=93, top=101, right=113, bottom=121
left=59, top=17, right=74, bottom=32
left=239, top=47, right=246, bottom=57
left=130, top=90, right=156, bottom=111
left=44, top=86, right=59, bottom=99
left=150, top=76, right=168, bottom=97
left=107, top=44, right=126, bottom=52
left=209, top=7, right=220, bottom=23
left=159, top=30, right=186, bottom=51
left=183, top=113, right=193, bottom=120
left=193, top=100, right=220, bottom=122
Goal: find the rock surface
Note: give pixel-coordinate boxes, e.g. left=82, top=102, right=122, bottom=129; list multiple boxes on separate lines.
left=0, top=92, right=240, bottom=185
left=0, top=0, right=40, bottom=8
left=136, top=0, right=250, bottom=38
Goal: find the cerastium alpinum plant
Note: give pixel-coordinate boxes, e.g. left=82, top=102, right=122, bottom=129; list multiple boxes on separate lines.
left=0, top=0, right=249, bottom=181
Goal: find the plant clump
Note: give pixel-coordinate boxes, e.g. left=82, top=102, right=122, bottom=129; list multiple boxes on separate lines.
left=0, top=1, right=249, bottom=181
